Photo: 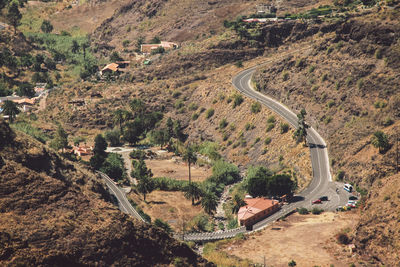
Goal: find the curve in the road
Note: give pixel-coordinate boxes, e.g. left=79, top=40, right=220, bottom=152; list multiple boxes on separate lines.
left=100, top=55, right=350, bottom=242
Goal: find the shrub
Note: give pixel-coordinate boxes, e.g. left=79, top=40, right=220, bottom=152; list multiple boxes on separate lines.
left=357, top=78, right=364, bottom=89
left=227, top=218, right=238, bottom=229
left=154, top=218, right=173, bottom=234
left=188, top=103, right=198, bottom=111
left=327, top=100, right=335, bottom=108
left=295, top=58, right=305, bottom=68
left=280, top=123, right=289, bottom=134
left=172, top=91, right=182, bottom=98
left=375, top=48, right=382, bottom=59
left=122, top=40, right=130, bottom=47
left=321, top=73, right=328, bottom=82
left=192, top=113, right=199, bottom=120
left=174, top=99, right=184, bottom=109
left=235, top=60, right=243, bottom=68
left=311, top=207, right=323, bottom=215
left=153, top=177, right=189, bottom=191
left=374, top=100, right=387, bottom=109
left=345, top=76, right=352, bottom=87
left=308, top=65, right=316, bottom=73
left=267, top=116, right=276, bottom=123
left=336, top=233, right=349, bottom=244
left=336, top=170, right=345, bottom=181
left=383, top=117, right=394, bottom=127
left=266, top=123, right=275, bottom=132
left=205, top=108, right=215, bottom=119
left=282, top=71, right=289, bottom=81
left=219, top=118, right=228, bottom=129
left=245, top=122, right=254, bottom=131
left=232, top=94, right=244, bottom=108
left=297, top=207, right=309, bottom=214
left=326, top=46, right=334, bottom=54
left=264, top=137, right=271, bottom=145
left=251, top=102, right=261, bottom=113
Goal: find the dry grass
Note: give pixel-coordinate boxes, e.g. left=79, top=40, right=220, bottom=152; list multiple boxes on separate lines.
left=218, top=212, right=359, bottom=267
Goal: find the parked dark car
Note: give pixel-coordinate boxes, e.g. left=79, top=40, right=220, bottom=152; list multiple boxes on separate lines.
left=319, top=196, right=328, bottom=201
left=349, top=196, right=358, bottom=200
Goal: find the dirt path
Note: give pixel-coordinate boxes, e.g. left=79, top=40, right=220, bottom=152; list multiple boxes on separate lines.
left=220, top=212, right=358, bottom=267
left=120, top=151, right=136, bottom=185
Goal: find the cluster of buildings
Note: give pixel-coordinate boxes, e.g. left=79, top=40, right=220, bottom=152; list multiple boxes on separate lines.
left=99, top=40, right=179, bottom=77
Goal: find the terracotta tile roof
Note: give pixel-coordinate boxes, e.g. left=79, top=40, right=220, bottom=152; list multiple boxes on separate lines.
left=101, top=63, right=119, bottom=72
left=237, top=198, right=279, bottom=221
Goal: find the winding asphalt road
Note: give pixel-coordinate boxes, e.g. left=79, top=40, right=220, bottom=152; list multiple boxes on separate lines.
left=98, top=171, right=145, bottom=222
left=100, top=57, right=351, bottom=242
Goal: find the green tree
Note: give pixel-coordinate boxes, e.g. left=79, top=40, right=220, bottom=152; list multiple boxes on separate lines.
left=148, top=128, right=170, bottom=148
left=154, top=218, right=172, bottom=234
left=129, top=98, right=146, bottom=116
left=1, top=100, right=19, bottom=122
left=105, top=129, right=121, bottom=147
left=184, top=182, right=203, bottom=205
left=293, top=108, right=308, bottom=145
left=231, top=194, right=246, bottom=214
left=211, top=160, right=240, bottom=185
left=246, top=166, right=273, bottom=197
left=183, top=145, right=197, bottom=183
left=201, top=190, right=218, bottom=215
left=100, top=153, right=125, bottom=181
left=123, top=119, right=145, bottom=145
left=137, top=174, right=154, bottom=201
left=113, top=108, right=130, bottom=132
left=150, top=36, right=161, bottom=44
left=131, top=158, right=152, bottom=180
left=71, top=40, right=80, bottom=54
left=6, top=0, right=22, bottom=34
left=371, top=130, right=390, bottom=153
left=288, top=260, right=297, bottom=267
left=93, top=134, right=107, bottom=155
left=16, top=82, right=35, bottom=97
left=133, top=159, right=154, bottom=201
left=109, top=51, right=123, bottom=62
left=50, top=125, right=68, bottom=152
left=40, top=20, right=53, bottom=33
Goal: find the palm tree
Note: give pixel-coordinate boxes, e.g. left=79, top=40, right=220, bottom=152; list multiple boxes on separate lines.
left=231, top=194, right=246, bottom=214
left=1, top=100, right=20, bottom=123
left=183, top=145, right=197, bottom=183
left=201, top=190, right=218, bottom=215
left=137, top=174, right=154, bottom=202
left=184, top=182, right=203, bottom=205
left=372, top=131, right=390, bottom=153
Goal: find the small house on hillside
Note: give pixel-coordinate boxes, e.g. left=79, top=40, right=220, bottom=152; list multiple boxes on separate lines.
left=141, top=41, right=179, bottom=54
left=100, top=63, right=120, bottom=76
left=72, top=145, right=93, bottom=157
left=13, top=98, right=36, bottom=112
left=238, top=197, right=280, bottom=230
left=256, top=4, right=277, bottom=14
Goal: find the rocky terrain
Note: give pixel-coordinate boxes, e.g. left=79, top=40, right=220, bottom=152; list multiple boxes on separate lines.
left=0, top=119, right=211, bottom=266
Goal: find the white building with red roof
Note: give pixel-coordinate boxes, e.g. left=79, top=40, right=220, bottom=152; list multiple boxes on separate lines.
left=237, top=197, right=280, bottom=229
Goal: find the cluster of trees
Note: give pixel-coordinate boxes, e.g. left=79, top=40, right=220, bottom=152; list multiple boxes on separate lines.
left=130, top=143, right=239, bottom=216
left=112, top=99, right=164, bottom=146
left=246, top=166, right=296, bottom=198
left=90, top=134, right=126, bottom=182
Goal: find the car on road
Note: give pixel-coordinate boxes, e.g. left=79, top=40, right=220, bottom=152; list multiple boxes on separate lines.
left=346, top=200, right=357, bottom=208
left=312, top=199, right=322, bottom=204
left=349, top=196, right=358, bottom=200
left=344, top=183, right=353, bottom=192
left=319, top=196, right=328, bottom=201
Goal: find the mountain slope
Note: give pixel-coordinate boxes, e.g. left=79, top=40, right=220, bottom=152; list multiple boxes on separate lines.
left=0, top=119, right=211, bottom=266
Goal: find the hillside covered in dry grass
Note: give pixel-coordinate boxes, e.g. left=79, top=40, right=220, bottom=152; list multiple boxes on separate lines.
left=0, top=119, right=210, bottom=266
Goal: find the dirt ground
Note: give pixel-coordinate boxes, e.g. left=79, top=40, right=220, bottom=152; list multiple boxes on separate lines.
left=220, top=212, right=359, bottom=267
left=145, top=158, right=212, bottom=182
left=130, top=190, right=203, bottom=231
